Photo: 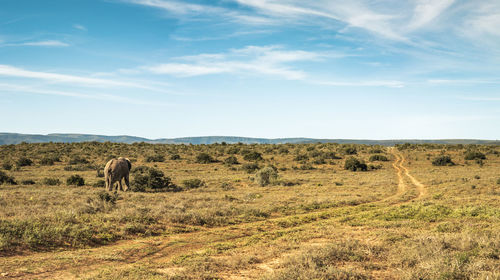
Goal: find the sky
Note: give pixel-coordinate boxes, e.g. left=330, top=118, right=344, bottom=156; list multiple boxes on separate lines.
left=0, top=0, right=499, bottom=140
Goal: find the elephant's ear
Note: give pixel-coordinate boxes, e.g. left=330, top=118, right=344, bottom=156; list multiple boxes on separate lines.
left=126, top=158, right=131, bottom=171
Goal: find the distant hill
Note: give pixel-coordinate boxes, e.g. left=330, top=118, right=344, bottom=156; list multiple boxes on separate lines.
left=0, top=133, right=498, bottom=146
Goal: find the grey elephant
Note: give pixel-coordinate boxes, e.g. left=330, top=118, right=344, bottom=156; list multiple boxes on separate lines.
left=104, top=157, right=131, bottom=191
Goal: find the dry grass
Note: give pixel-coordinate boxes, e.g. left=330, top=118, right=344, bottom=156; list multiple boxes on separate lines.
left=0, top=142, right=498, bottom=279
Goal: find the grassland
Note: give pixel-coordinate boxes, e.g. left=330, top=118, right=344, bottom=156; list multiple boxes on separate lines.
left=0, top=142, right=499, bottom=279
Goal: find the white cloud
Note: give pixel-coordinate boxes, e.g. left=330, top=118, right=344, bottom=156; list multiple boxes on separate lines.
left=0, top=83, right=170, bottom=106
left=73, top=24, right=87, bottom=31
left=1, top=40, right=69, bottom=47
left=125, top=0, right=274, bottom=25
left=407, top=0, right=455, bottom=30
left=142, top=45, right=322, bottom=80
left=0, top=65, right=177, bottom=94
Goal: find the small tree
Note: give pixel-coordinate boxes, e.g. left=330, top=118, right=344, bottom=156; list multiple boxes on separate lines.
left=464, top=151, right=486, bottom=161
left=17, top=157, right=33, bottom=167
left=369, top=154, right=388, bottom=162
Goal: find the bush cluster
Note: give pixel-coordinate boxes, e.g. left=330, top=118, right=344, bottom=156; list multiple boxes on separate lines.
left=344, top=157, right=367, bottom=171
left=43, top=177, right=61, bottom=186
left=254, top=166, right=278, bottom=186
left=243, top=151, right=263, bottom=161
left=196, top=153, right=215, bottom=164
left=131, top=166, right=176, bottom=192
left=17, top=157, right=33, bottom=167
left=432, top=155, right=455, bottom=166
left=66, top=175, right=85, bottom=186
left=69, top=155, right=89, bottom=165
left=464, top=151, right=486, bottom=161
left=242, top=163, right=259, bottom=173
left=369, top=154, right=389, bottom=162
left=224, top=156, right=239, bottom=165
left=0, top=170, right=16, bottom=185
left=145, top=154, right=165, bottom=162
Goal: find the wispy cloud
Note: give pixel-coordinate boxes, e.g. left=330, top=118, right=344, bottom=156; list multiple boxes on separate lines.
left=142, top=45, right=325, bottom=80
left=0, top=65, right=178, bottom=95
left=125, top=0, right=275, bottom=25
left=73, top=24, right=87, bottom=31
left=407, top=0, right=455, bottom=31
left=1, top=40, right=69, bottom=47
left=0, top=83, right=171, bottom=106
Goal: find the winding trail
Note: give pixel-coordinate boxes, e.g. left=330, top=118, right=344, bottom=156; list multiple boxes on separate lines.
left=389, top=147, right=427, bottom=200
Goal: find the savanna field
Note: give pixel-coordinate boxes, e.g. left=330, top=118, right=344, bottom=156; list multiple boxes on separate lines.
left=0, top=142, right=499, bottom=279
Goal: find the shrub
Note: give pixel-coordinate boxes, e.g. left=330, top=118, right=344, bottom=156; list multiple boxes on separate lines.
left=93, top=179, right=106, bottom=188
left=21, top=179, right=36, bottom=185
left=464, top=151, right=486, bottom=160
left=432, top=155, right=455, bottom=166
left=226, top=146, right=240, bottom=154
left=342, top=147, right=357, bottom=155
left=170, top=154, right=181, bottom=160
left=243, top=151, right=263, bottom=161
left=2, top=162, right=12, bottom=170
left=68, top=155, right=89, bottom=165
left=242, top=163, right=259, bottom=173
left=42, top=177, right=60, bottom=186
left=132, top=167, right=175, bottom=191
left=370, top=148, right=383, bottom=154
left=16, top=157, right=33, bottom=167
left=224, top=156, right=239, bottom=165
left=40, top=155, right=60, bottom=166
left=66, top=175, right=85, bottom=186
left=294, top=154, right=309, bottom=161
left=182, top=179, right=205, bottom=189
left=254, top=166, right=278, bottom=186
left=0, top=170, right=16, bottom=185
left=145, top=154, right=165, bottom=162
left=196, top=153, right=215, bottom=164
left=278, top=147, right=289, bottom=154
left=369, top=154, right=389, bottom=162
left=344, top=157, right=367, bottom=171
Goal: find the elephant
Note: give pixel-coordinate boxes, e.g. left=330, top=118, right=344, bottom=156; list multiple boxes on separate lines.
left=104, top=157, right=131, bottom=191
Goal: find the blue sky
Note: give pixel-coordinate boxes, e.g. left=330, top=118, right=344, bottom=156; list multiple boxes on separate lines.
left=0, top=0, right=499, bottom=139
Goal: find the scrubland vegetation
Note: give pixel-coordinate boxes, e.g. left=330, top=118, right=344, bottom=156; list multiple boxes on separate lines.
left=0, top=142, right=499, bottom=279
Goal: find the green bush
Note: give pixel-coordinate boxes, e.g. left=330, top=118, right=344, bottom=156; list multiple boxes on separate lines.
left=464, top=151, right=486, bottom=160
left=42, top=177, right=60, bottom=186
left=66, top=175, right=85, bottom=186
left=170, top=154, right=181, bottom=160
left=224, top=156, right=239, bottom=165
left=0, top=170, right=16, bottom=185
left=322, top=152, right=342, bottom=159
left=40, top=155, right=60, bottom=166
left=131, top=166, right=175, bottom=191
left=2, top=162, right=12, bottom=170
left=182, top=179, right=205, bottom=189
left=243, top=151, right=263, bottom=161
left=342, top=147, right=357, bottom=155
left=432, top=155, right=455, bottom=166
left=242, top=163, right=259, bottom=173
left=145, top=154, right=165, bottom=162
left=17, top=157, right=33, bottom=167
left=196, top=153, right=215, bottom=164
left=369, top=154, right=388, bottom=162
left=294, top=154, right=309, bottom=161
left=344, top=157, right=367, bottom=171
left=255, top=166, right=278, bottom=186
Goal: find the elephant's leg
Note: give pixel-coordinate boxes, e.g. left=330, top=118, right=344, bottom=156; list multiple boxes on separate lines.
left=124, top=175, right=130, bottom=192
left=118, top=180, right=123, bottom=192
left=106, top=177, right=112, bottom=191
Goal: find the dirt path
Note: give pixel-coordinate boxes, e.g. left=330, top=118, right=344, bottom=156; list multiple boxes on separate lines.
left=391, top=148, right=427, bottom=199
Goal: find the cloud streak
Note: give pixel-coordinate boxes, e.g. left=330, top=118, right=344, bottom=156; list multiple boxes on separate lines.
left=1, top=40, right=70, bottom=47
